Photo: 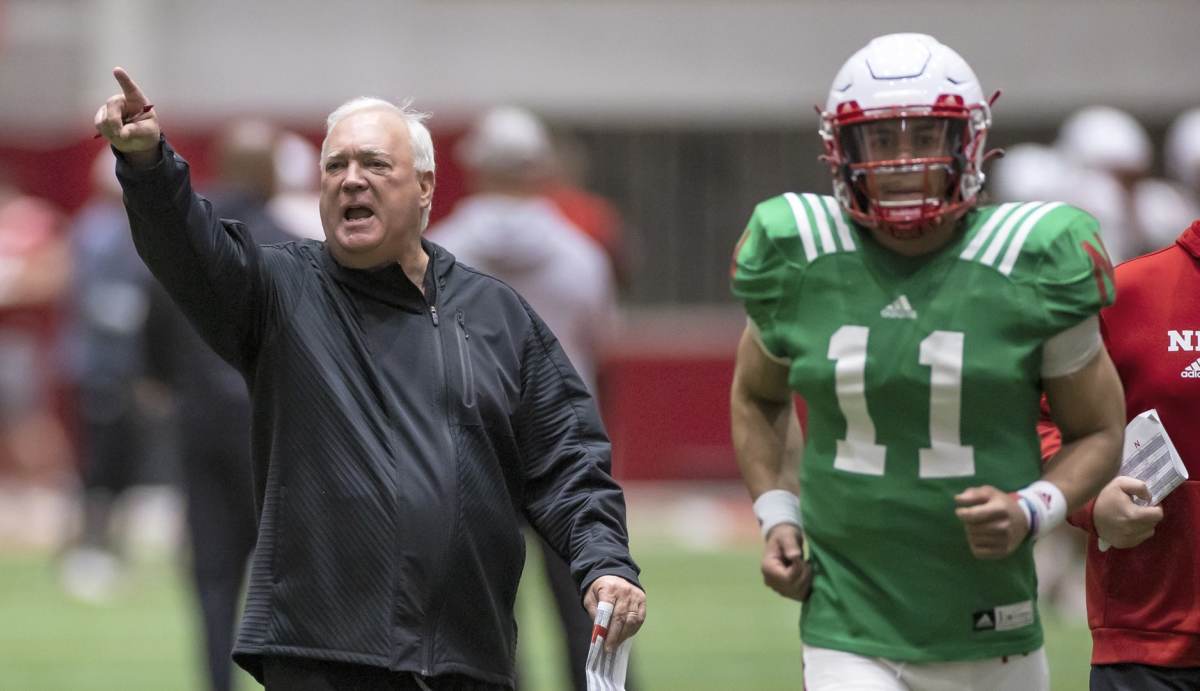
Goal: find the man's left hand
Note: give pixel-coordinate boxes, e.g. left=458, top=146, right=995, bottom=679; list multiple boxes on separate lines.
left=954, top=485, right=1029, bottom=559
left=583, top=575, right=646, bottom=652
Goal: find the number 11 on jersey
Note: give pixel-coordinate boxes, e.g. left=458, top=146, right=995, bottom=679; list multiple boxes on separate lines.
left=828, top=326, right=975, bottom=478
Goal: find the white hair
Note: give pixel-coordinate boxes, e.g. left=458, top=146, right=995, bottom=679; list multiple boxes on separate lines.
left=322, top=97, right=436, bottom=228
left=323, top=97, right=435, bottom=172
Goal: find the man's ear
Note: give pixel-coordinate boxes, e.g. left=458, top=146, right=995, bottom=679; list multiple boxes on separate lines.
left=418, top=169, right=435, bottom=209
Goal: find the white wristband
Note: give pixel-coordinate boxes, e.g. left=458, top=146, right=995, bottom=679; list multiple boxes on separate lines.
left=1015, top=480, right=1068, bottom=541
left=753, top=490, right=801, bottom=539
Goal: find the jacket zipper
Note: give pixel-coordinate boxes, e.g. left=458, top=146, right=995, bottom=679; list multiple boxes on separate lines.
left=455, top=310, right=475, bottom=408
left=419, top=255, right=454, bottom=677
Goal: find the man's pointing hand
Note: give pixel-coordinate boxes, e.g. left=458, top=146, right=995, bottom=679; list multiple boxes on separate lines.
left=93, top=67, right=161, bottom=167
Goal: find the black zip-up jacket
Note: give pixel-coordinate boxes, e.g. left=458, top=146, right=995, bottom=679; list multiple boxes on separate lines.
left=116, top=139, right=640, bottom=687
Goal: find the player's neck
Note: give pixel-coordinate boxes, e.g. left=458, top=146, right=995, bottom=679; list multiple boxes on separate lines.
left=868, top=217, right=959, bottom=257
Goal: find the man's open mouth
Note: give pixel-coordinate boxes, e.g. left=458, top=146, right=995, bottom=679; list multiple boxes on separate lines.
left=344, top=206, right=375, bottom=221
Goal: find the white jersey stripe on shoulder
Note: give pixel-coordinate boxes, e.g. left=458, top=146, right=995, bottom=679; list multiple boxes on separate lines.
left=784, top=192, right=818, bottom=261
left=820, top=195, right=856, bottom=251
left=981, top=202, right=1044, bottom=266
left=998, top=202, right=1065, bottom=275
left=802, top=193, right=837, bottom=254
left=960, top=202, right=1021, bottom=261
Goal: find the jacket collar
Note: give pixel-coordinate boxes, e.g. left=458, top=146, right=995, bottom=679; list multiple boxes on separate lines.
left=320, top=238, right=456, bottom=312
left=1177, top=219, right=1200, bottom=261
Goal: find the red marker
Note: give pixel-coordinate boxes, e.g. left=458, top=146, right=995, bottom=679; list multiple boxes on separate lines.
left=94, top=103, right=154, bottom=139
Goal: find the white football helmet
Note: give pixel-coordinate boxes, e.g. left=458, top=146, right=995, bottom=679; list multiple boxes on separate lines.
left=1166, top=107, right=1200, bottom=190
left=1057, top=106, right=1151, bottom=177
left=820, top=33, right=993, bottom=237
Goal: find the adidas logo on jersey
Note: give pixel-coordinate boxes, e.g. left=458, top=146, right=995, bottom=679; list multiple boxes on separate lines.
left=880, top=295, right=918, bottom=320
left=1182, top=358, right=1200, bottom=379
left=972, top=610, right=995, bottom=631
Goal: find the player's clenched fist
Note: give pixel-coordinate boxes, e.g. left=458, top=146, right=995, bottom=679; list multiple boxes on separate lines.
left=762, top=524, right=811, bottom=601
left=93, top=67, right=160, bottom=166
left=954, top=485, right=1029, bottom=560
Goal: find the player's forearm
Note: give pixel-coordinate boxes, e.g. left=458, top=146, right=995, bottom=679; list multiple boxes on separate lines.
left=731, top=383, right=800, bottom=498
left=1042, top=349, right=1126, bottom=512
left=1042, top=424, right=1122, bottom=512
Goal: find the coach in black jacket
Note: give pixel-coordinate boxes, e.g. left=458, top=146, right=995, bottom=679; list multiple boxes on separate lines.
left=94, top=68, right=645, bottom=690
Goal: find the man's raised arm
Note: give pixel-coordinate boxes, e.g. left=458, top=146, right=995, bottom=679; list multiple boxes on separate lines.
left=93, top=67, right=271, bottom=372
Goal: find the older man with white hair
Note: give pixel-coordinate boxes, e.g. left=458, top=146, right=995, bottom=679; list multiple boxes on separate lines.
left=94, top=68, right=645, bottom=691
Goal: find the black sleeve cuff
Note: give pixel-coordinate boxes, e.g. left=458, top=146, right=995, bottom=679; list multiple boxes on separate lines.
left=113, top=135, right=170, bottom=180
left=579, top=565, right=643, bottom=601
left=114, top=136, right=190, bottom=214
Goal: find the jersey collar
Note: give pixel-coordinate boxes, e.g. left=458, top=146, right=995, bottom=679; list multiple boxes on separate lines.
left=1177, top=219, right=1200, bottom=261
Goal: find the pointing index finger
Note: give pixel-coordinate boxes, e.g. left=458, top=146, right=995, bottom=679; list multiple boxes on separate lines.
left=113, top=67, right=148, bottom=108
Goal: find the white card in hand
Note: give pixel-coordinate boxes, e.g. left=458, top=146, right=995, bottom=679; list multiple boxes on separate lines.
left=585, top=601, right=632, bottom=691
left=1099, top=409, right=1188, bottom=552
left=1120, top=409, right=1188, bottom=506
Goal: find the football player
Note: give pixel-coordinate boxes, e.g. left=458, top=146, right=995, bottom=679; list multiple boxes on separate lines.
left=730, top=33, right=1125, bottom=690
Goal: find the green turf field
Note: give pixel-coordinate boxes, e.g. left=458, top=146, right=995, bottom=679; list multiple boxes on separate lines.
left=0, top=538, right=1092, bottom=690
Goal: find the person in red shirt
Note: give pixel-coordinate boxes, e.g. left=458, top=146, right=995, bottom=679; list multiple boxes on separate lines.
left=1040, top=219, right=1200, bottom=690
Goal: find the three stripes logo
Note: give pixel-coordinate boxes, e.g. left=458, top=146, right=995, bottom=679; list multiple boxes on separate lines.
left=959, top=201, right=1064, bottom=275
left=880, top=295, right=918, bottom=319
left=1183, top=358, right=1200, bottom=379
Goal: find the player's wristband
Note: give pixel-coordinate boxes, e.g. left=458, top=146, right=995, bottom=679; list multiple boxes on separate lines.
left=1014, top=480, right=1068, bottom=541
left=753, top=490, right=801, bottom=539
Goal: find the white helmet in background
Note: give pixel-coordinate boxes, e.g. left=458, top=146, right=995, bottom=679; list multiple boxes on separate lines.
left=989, top=143, right=1069, bottom=203
left=274, top=131, right=320, bottom=194
left=820, top=33, right=993, bottom=237
left=456, top=106, right=552, bottom=175
left=1057, top=106, right=1151, bottom=176
left=1166, top=108, right=1200, bottom=190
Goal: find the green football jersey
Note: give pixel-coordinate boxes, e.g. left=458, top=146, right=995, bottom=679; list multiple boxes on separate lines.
left=731, top=193, right=1114, bottom=662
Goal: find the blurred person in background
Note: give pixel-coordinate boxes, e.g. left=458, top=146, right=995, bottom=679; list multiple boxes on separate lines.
left=268, top=131, right=325, bottom=241
left=144, top=119, right=291, bottom=691
left=428, top=106, right=626, bottom=691
left=542, top=132, right=633, bottom=290
left=57, top=149, right=160, bottom=603
left=989, top=143, right=1071, bottom=205
left=96, top=69, right=643, bottom=690
left=1166, top=107, right=1200, bottom=208
left=1057, top=106, right=1197, bottom=263
left=0, top=166, right=73, bottom=486
left=1038, top=217, right=1200, bottom=690
left=730, top=34, right=1124, bottom=690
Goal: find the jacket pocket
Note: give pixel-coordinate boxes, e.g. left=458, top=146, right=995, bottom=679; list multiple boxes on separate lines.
left=455, top=310, right=476, bottom=408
